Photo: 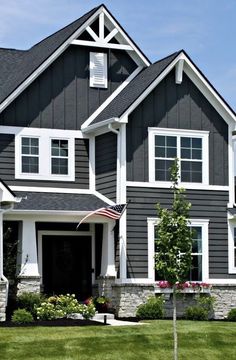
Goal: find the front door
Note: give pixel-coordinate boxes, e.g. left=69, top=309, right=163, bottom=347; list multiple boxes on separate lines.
left=42, top=235, right=92, bottom=299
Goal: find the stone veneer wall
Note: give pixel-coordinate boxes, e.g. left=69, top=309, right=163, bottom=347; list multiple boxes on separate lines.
left=110, top=283, right=236, bottom=319
left=17, top=276, right=41, bottom=295
left=0, top=281, right=7, bottom=321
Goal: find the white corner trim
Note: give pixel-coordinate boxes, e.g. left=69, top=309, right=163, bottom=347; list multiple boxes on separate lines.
left=175, top=58, right=184, bottom=84
left=228, top=124, right=235, bottom=207
left=82, top=66, right=143, bottom=129
left=228, top=219, right=236, bottom=274
left=89, top=136, right=95, bottom=191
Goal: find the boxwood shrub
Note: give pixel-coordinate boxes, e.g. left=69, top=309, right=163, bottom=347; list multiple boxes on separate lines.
left=136, top=296, right=164, bottom=320
left=227, top=308, right=236, bottom=321
left=12, top=309, right=34, bottom=324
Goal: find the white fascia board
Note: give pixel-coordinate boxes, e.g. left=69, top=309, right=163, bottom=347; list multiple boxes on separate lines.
left=0, top=183, right=16, bottom=203
left=0, top=8, right=102, bottom=114
left=81, top=117, right=121, bottom=134
left=82, top=66, right=143, bottom=129
left=102, top=6, right=150, bottom=67
left=0, top=126, right=88, bottom=138
left=120, top=52, right=236, bottom=127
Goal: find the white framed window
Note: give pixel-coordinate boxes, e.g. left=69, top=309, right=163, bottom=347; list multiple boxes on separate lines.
left=90, top=52, right=108, bottom=88
left=148, top=128, right=209, bottom=185
left=228, top=221, right=236, bottom=274
left=15, top=129, right=75, bottom=181
left=147, top=218, right=209, bottom=282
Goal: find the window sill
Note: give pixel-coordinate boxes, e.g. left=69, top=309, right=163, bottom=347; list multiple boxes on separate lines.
left=155, top=287, right=211, bottom=294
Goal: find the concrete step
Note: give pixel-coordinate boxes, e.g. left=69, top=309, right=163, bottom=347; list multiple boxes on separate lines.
left=93, top=313, right=115, bottom=320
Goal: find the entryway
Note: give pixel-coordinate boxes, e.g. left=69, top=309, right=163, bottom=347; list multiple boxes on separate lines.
left=42, top=235, right=92, bottom=299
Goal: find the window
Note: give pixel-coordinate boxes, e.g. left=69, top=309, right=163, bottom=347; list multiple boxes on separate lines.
left=149, top=128, right=209, bottom=185
left=90, top=52, right=108, bottom=88
left=21, top=137, right=39, bottom=174
left=51, top=139, right=68, bottom=175
left=147, top=218, right=209, bottom=282
left=15, top=130, right=75, bottom=181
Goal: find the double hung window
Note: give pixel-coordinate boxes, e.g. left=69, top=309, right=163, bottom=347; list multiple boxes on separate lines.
left=149, top=128, right=209, bottom=185
left=21, top=137, right=39, bottom=174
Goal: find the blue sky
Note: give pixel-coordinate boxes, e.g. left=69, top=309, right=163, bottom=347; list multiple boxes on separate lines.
left=0, top=0, right=235, bottom=110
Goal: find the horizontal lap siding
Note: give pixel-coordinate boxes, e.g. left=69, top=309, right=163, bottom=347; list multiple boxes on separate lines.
left=95, top=132, right=117, bottom=202
left=0, top=134, right=89, bottom=188
left=127, top=187, right=232, bottom=279
left=0, top=47, right=137, bottom=130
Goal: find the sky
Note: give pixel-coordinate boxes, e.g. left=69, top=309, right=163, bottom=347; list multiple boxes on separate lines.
left=0, top=0, right=235, bottom=110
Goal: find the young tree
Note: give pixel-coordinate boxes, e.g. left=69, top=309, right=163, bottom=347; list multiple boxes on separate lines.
left=155, top=159, right=193, bottom=360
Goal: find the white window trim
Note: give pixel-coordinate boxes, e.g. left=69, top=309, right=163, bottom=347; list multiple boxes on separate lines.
left=147, top=217, right=209, bottom=282
left=89, top=52, right=108, bottom=89
left=15, top=129, right=75, bottom=181
left=228, top=220, right=236, bottom=274
left=148, top=127, right=209, bottom=186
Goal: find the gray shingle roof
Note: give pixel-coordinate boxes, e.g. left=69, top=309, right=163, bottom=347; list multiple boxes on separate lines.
left=13, top=192, right=108, bottom=211
left=89, top=51, right=181, bottom=125
left=0, top=6, right=100, bottom=104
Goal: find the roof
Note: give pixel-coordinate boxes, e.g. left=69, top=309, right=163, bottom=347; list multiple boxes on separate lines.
left=0, top=5, right=100, bottom=105
left=13, top=192, right=108, bottom=212
left=89, top=51, right=181, bottom=125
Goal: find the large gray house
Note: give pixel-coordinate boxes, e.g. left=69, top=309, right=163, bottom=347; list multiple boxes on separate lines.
left=0, top=4, right=236, bottom=321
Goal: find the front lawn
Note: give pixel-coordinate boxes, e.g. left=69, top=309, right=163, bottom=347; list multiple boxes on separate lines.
left=0, top=320, right=235, bottom=360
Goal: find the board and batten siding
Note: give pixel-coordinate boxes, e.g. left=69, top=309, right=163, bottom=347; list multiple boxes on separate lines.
left=95, top=132, right=117, bottom=202
left=126, top=69, right=228, bottom=186
left=0, top=134, right=89, bottom=188
left=126, top=187, right=231, bottom=279
left=0, top=46, right=137, bottom=130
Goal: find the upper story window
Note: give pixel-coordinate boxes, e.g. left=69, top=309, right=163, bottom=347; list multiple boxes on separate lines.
left=89, top=52, right=108, bottom=88
left=148, top=128, right=209, bottom=185
left=21, top=137, right=39, bottom=174
left=15, top=130, right=75, bottom=181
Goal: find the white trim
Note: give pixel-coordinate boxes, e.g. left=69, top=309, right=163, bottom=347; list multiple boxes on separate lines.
left=115, top=278, right=154, bottom=284
left=10, top=186, right=93, bottom=194
left=89, top=136, right=95, bottom=191
left=0, top=182, right=16, bottom=203
left=126, top=181, right=229, bottom=191
left=228, top=219, right=236, bottom=274
left=0, top=126, right=87, bottom=138
left=82, top=117, right=121, bottom=133
left=99, top=12, right=105, bottom=40
left=228, top=124, right=235, bottom=207
left=175, top=59, right=184, bottom=84
left=86, top=26, right=99, bottom=42
left=15, top=132, right=75, bottom=181
left=148, top=127, right=209, bottom=185
left=0, top=8, right=102, bottom=114
left=119, top=52, right=236, bottom=126
left=4, top=213, right=116, bottom=223
left=82, top=66, right=142, bottom=129
left=71, top=39, right=133, bottom=51
left=104, top=28, right=118, bottom=43
left=94, top=190, right=115, bottom=205
left=37, top=230, right=94, bottom=285
left=147, top=217, right=209, bottom=282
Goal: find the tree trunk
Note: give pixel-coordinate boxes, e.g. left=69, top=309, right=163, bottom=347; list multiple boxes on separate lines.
left=173, top=287, right=178, bottom=360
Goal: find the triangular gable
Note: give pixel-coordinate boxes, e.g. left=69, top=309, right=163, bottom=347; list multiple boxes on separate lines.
left=83, top=50, right=236, bottom=132
left=0, top=4, right=150, bottom=115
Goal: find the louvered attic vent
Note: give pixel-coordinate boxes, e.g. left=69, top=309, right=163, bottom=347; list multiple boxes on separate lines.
left=90, top=52, right=108, bottom=88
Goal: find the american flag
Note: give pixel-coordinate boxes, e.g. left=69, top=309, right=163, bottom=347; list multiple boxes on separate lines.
left=77, top=204, right=127, bottom=229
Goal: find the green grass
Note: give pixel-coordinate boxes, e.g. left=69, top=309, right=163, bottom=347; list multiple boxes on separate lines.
left=0, top=321, right=236, bottom=360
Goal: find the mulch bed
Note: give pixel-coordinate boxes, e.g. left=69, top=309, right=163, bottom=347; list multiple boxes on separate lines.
left=0, top=318, right=107, bottom=327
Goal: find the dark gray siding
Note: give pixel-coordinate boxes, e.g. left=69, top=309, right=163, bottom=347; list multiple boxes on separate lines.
left=126, top=186, right=232, bottom=279
left=0, top=46, right=137, bottom=129
left=95, top=132, right=117, bottom=202
left=127, top=70, right=228, bottom=186
left=0, top=134, right=89, bottom=188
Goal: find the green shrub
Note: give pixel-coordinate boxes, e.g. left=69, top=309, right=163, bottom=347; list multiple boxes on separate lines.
left=136, top=296, right=164, bottom=320
left=185, top=306, right=208, bottom=320
left=17, top=292, right=45, bottom=319
left=12, top=309, right=34, bottom=324
left=36, top=294, right=96, bottom=320
left=227, top=308, right=236, bottom=321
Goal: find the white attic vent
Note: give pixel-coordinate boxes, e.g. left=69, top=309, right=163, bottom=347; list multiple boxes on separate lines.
left=90, top=52, right=108, bottom=88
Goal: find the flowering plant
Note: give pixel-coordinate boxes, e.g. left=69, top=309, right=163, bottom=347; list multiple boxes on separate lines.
left=157, top=280, right=212, bottom=290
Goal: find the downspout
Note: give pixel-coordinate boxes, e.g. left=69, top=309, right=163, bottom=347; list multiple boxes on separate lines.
left=0, top=204, right=15, bottom=307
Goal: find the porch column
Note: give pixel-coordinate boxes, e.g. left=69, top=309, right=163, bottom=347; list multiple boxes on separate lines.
left=18, top=219, right=40, bottom=294
left=100, top=221, right=116, bottom=277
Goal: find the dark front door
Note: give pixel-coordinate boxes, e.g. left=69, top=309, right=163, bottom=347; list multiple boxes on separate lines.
left=42, top=235, right=92, bottom=299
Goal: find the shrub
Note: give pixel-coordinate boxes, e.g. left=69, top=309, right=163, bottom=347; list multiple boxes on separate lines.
left=185, top=306, right=208, bottom=320
left=12, top=309, right=34, bottom=324
left=136, top=296, right=164, bottom=320
left=227, top=308, right=236, bottom=321
left=93, top=296, right=110, bottom=313
left=36, top=294, right=96, bottom=320
left=17, top=292, right=45, bottom=319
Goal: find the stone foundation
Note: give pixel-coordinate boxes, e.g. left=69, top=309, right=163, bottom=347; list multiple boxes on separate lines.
left=211, top=285, right=236, bottom=319
left=0, top=281, right=7, bottom=322
left=17, top=276, right=41, bottom=295
left=97, top=276, right=116, bottom=300
left=112, top=283, right=155, bottom=317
